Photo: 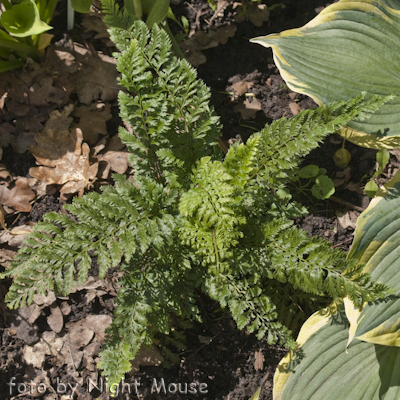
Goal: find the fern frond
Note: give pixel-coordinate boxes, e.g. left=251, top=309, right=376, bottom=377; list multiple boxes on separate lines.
left=179, top=157, right=245, bottom=273
left=205, top=274, right=297, bottom=349
left=99, top=0, right=136, bottom=30
left=247, top=92, right=393, bottom=189
left=109, top=20, right=221, bottom=188
left=1, top=177, right=177, bottom=309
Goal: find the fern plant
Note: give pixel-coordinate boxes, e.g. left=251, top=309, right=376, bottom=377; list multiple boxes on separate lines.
left=1, top=0, right=392, bottom=388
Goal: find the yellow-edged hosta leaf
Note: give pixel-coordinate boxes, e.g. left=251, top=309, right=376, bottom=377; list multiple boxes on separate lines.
left=274, top=306, right=400, bottom=400
left=344, top=296, right=362, bottom=348
left=349, top=169, right=400, bottom=285
left=250, top=0, right=400, bottom=149
left=354, top=296, right=400, bottom=346
left=274, top=303, right=337, bottom=400
left=275, top=170, right=400, bottom=399
left=344, top=170, right=400, bottom=347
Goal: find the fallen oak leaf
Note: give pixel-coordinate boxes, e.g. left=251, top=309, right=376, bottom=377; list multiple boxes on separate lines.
left=0, top=225, right=34, bottom=247
left=29, top=105, right=98, bottom=198
left=71, top=102, right=112, bottom=144
left=0, top=177, right=35, bottom=212
left=30, top=128, right=98, bottom=199
left=233, top=97, right=262, bottom=120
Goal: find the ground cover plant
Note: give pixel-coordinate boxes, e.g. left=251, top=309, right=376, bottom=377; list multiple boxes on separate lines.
left=251, top=0, right=400, bottom=398
left=0, top=0, right=393, bottom=393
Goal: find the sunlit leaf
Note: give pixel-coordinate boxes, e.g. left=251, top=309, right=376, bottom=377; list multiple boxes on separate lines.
left=1, top=0, right=52, bottom=37
left=251, top=0, right=400, bottom=149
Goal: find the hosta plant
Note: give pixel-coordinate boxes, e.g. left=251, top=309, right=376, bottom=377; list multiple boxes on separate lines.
left=0, top=0, right=391, bottom=390
left=250, top=0, right=400, bottom=149
left=0, top=0, right=56, bottom=71
left=273, top=171, right=400, bottom=400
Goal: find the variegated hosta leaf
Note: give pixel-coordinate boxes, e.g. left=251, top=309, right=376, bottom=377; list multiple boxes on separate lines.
left=274, top=305, right=400, bottom=400
left=343, top=170, right=400, bottom=347
left=250, top=0, right=400, bottom=149
left=274, top=171, right=400, bottom=399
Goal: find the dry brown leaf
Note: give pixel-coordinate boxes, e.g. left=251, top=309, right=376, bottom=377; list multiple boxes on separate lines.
left=33, top=291, right=56, bottom=307
left=0, top=163, right=11, bottom=181
left=180, top=26, right=237, bottom=67
left=289, top=102, right=301, bottom=115
left=45, top=46, right=79, bottom=76
left=68, top=325, right=94, bottom=349
left=71, top=44, right=119, bottom=105
left=71, top=102, right=112, bottom=144
left=96, top=150, right=129, bottom=177
left=93, top=135, right=129, bottom=178
left=211, top=25, right=237, bottom=45
left=0, top=177, right=35, bottom=212
left=73, top=276, right=103, bottom=292
left=23, top=331, right=64, bottom=369
left=345, top=182, right=364, bottom=195
left=66, top=315, right=112, bottom=345
left=81, top=12, right=114, bottom=47
left=28, top=76, right=67, bottom=107
left=0, top=225, right=33, bottom=248
left=234, top=97, right=262, bottom=120
left=30, top=106, right=98, bottom=198
left=60, top=301, right=71, bottom=316
left=235, top=1, right=270, bottom=27
left=336, top=210, right=359, bottom=230
left=254, top=349, right=265, bottom=371
left=0, top=248, right=15, bottom=269
left=130, top=345, right=164, bottom=374
left=47, top=303, right=64, bottom=333
left=231, top=80, right=254, bottom=97
left=9, top=308, right=40, bottom=344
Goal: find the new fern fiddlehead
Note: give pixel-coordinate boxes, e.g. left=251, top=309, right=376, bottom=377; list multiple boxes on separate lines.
left=1, top=0, right=392, bottom=388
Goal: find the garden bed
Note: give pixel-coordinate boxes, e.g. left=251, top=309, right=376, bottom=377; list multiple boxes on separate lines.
left=0, top=0, right=396, bottom=399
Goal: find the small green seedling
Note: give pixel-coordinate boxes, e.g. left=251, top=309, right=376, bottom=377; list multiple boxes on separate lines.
left=364, top=148, right=390, bottom=198
left=290, top=164, right=335, bottom=200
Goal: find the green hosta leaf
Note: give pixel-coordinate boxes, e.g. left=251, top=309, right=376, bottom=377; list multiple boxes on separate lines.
left=250, top=0, right=400, bottom=149
left=70, top=0, right=93, bottom=13
left=274, top=304, right=400, bottom=400
left=1, top=0, right=52, bottom=37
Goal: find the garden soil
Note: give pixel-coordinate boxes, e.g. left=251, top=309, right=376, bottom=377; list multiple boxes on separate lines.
left=0, top=0, right=395, bottom=399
